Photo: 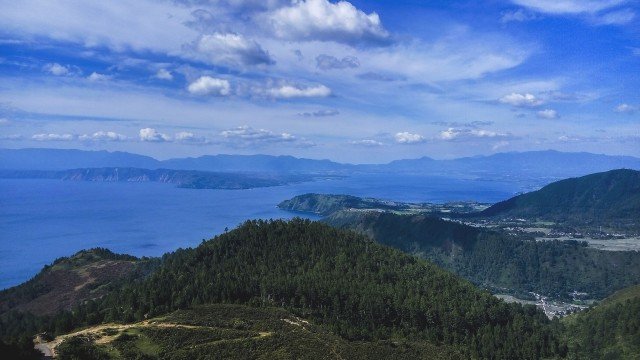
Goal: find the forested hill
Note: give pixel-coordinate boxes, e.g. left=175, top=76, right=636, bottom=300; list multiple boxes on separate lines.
left=277, top=193, right=399, bottom=215
left=480, top=169, right=640, bottom=225
left=0, top=219, right=566, bottom=359
left=565, top=284, right=640, bottom=358
left=326, top=211, right=640, bottom=300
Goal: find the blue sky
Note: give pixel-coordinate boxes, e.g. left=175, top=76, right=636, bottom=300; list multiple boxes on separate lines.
left=0, top=0, right=638, bottom=162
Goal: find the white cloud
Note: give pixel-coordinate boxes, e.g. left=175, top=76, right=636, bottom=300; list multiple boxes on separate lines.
left=511, top=0, right=627, bottom=15
left=510, top=0, right=635, bottom=26
left=189, top=33, right=274, bottom=67
left=87, top=72, right=110, bottom=81
left=537, top=109, right=558, bottom=119
left=139, top=128, right=171, bottom=142
left=439, top=128, right=510, bottom=141
left=43, top=63, right=70, bottom=76
left=593, top=8, right=636, bottom=24
left=614, top=103, right=637, bottom=113
left=266, top=0, right=389, bottom=44
left=187, top=76, right=231, bottom=96
left=361, top=31, right=532, bottom=82
left=499, top=93, right=543, bottom=107
left=175, top=131, right=207, bottom=144
left=79, top=131, right=127, bottom=142
left=32, top=133, right=75, bottom=141
left=0, top=118, right=10, bottom=125
left=351, top=139, right=383, bottom=146
left=0, top=0, right=196, bottom=54
left=155, top=69, right=173, bottom=81
left=220, top=125, right=299, bottom=146
left=268, top=84, right=331, bottom=98
left=394, top=132, right=425, bottom=144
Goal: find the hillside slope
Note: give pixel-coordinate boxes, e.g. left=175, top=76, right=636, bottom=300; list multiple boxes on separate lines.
left=0, top=249, right=153, bottom=317
left=480, top=169, right=640, bottom=225
left=49, top=304, right=464, bottom=360
left=565, top=284, right=640, bottom=359
left=326, top=211, right=640, bottom=300
left=2, top=220, right=565, bottom=359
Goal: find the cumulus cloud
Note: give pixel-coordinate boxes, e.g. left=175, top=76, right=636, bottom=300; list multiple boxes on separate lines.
left=298, top=109, right=340, bottom=117
left=220, top=125, right=297, bottom=146
left=87, top=72, right=110, bottom=81
left=614, top=103, right=637, bottom=113
left=266, top=0, right=390, bottom=45
left=139, top=128, right=171, bottom=142
left=155, top=68, right=173, bottom=80
left=187, top=76, right=231, bottom=96
left=32, top=133, right=75, bottom=141
left=439, top=128, right=510, bottom=141
left=43, top=63, right=70, bottom=76
left=499, top=93, right=543, bottom=107
left=537, top=109, right=559, bottom=119
left=268, top=84, right=331, bottom=98
left=315, top=54, right=359, bottom=70
left=189, top=33, right=274, bottom=67
left=79, top=131, right=127, bottom=142
left=174, top=131, right=208, bottom=144
left=350, top=139, right=383, bottom=146
left=394, top=132, right=425, bottom=144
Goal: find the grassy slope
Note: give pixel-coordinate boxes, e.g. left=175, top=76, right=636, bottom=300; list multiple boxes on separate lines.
left=0, top=249, right=149, bottom=316
left=54, top=304, right=463, bottom=360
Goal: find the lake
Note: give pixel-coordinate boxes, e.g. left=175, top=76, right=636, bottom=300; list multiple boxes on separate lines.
left=0, top=174, right=523, bottom=289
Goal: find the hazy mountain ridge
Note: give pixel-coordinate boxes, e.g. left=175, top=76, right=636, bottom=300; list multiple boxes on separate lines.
left=0, top=167, right=312, bottom=189
left=3, top=148, right=639, bottom=181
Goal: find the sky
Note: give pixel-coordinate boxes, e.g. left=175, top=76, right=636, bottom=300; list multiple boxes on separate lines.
left=0, top=0, right=638, bottom=163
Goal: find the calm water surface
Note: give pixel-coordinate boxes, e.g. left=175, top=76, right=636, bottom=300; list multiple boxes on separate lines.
left=0, top=175, right=522, bottom=289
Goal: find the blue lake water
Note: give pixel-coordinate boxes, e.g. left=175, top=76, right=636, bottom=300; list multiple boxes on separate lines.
left=0, top=174, right=524, bottom=289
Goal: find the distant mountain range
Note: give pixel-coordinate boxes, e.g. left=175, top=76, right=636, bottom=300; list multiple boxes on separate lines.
left=481, top=169, right=640, bottom=225
left=2, top=148, right=639, bottom=181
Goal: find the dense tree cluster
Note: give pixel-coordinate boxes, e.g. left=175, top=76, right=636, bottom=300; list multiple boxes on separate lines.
left=480, top=169, right=640, bottom=228
left=565, top=286, right=640, bottom=359
left=3, top=219, right=565, bottom=359
left=329, top=212, right=640, bottom=299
